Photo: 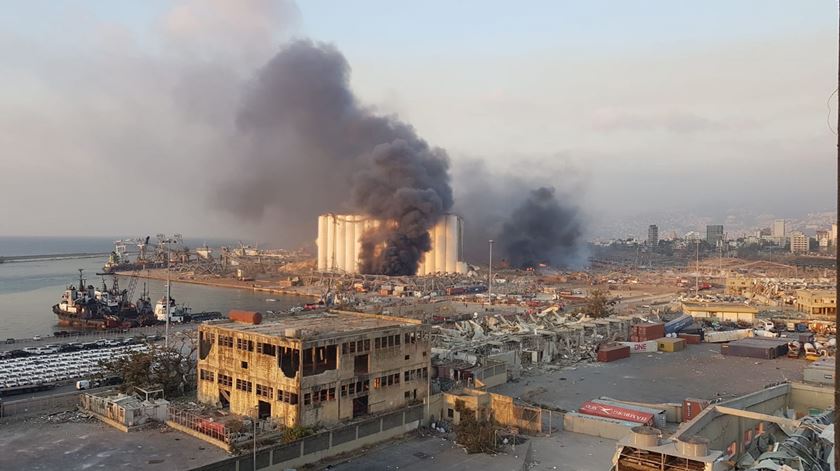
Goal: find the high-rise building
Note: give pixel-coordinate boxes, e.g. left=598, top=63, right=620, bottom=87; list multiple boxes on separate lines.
left=647, top=225, right=658, bottom=247
left=706, top=225, right=724, bottom=246
left=790, top=231, right=809, bottom=254
left=772, top=219, right=786, bottom=238
left=832, top=223, right=837, bottom=247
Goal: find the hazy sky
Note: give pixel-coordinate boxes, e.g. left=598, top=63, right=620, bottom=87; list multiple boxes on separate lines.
left=0, top=1, right=836, bottom=244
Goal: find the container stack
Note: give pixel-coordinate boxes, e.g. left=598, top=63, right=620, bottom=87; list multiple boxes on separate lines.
left=720, top=338, right=789, bottom=359
left=630, top=322, right=665, bottom=342
left=597, top=344, right=631, bottom=362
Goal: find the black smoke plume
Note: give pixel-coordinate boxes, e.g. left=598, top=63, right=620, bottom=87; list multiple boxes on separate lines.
left=219, top=40, right=452, bottom=275
left=453, top=160, right=586, bottom=268
left=498, top=187, right=582, bottom=268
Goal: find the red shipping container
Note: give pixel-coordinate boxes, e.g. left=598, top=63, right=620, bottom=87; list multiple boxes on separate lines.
left=678, top=333, right=701, bottom=344
left=579, top=401, right=654, bottom=425
left=597, top=344, right=630, bottom=362
left=683, top=398, right=710, bottom=422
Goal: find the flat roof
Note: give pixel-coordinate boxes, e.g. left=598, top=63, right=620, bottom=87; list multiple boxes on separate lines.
left=682, top=302, right=758, bottom=313
left=204, top=310, right=418, bottom=341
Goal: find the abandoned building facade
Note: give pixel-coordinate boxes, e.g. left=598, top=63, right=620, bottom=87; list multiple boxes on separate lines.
left=196, top=311, right=431, bottom=427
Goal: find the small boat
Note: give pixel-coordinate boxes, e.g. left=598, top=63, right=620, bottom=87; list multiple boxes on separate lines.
left=265, top=298, right=277, bottom=302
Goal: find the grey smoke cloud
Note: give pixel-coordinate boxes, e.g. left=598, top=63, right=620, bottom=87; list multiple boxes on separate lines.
left=220, top=40, right=453, bottom=274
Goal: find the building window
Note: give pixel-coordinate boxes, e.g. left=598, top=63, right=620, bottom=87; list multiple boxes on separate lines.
left=374, top=337, right=381, bottom=349
left=218, top=374, right=232, bottom=387
left=241, top=361, right=248, bottom=369
left=404, top=371, right=410, bottom=382
left=304, top=393, right=311, bottom=405
left=236, top=338, right=254, bottom=351
left=405, top=355, right=410, bottom=360
left=235, top=378, right=253, bottom=392
left=405, top=391, right=411, bottom=400
left=199, top=369, right=214, bottom=382
left=219, top=335, right=234, bottom=348
left=258, top=342, right=277, bottom=356
left=447, top=408, right=454, bottom=418
left=256, top=384, right=273, bottom=398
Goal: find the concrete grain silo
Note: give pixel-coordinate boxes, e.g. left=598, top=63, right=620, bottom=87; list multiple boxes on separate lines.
left=316, top=213, right=466, bottom=275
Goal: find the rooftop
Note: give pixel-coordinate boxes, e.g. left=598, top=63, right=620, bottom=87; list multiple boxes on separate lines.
left=205, top=310, right=420, bottom=340
left=682, top=302, right=758, bottom=313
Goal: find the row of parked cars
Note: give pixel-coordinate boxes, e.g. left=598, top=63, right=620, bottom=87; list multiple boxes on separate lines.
left=0, top=342, right=149, bottom=391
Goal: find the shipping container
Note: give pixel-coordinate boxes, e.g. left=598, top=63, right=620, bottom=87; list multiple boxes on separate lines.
left=720, top=338, right=789, bottom=359
left=630, top=322, right=665, bottom=341
left=704, top=329, right=752, bottom=343
left=677, top=333, right=701, bottom=344
left=591, top=399, right=666, bottom=429
left=619, top=341, right=658, bottom=354
left=578, top=401, right=654, bottom=425
left=683, top=398, right=710, bottom=422
left=657, top=338, right=686, bottom=352
left=664, top=314, right=693, bottom=334
left=597, top=344, right=630, bottom=362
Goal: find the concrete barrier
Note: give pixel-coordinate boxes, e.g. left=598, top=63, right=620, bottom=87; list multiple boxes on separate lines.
left=562, top=411, right=635, bottom=440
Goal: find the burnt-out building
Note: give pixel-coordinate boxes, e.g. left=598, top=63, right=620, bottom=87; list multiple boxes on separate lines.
left=196, top=311, right=430, bottom=427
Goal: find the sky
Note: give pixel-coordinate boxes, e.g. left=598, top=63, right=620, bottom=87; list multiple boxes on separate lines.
left=0, top=0, right=836, bottom=244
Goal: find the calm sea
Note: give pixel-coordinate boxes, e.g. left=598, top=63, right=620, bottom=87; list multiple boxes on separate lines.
left=0, top=237, right=308, bottom=339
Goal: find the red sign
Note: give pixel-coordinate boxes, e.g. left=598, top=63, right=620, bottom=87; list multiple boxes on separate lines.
left=578, top=401, right=654, bottom=425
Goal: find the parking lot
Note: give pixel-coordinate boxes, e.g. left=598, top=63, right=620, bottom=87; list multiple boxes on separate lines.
left=0, top=340, right=149, bottom=391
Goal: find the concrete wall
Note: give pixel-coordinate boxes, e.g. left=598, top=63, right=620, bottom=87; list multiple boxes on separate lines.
left=563, top=412, right=635, bottom=440
left=186, top=405, right=424, bottom=471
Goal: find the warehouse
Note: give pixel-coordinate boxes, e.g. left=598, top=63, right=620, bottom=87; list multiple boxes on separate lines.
left=681, top=302, right=758, bottom=323
left=316, top=213, right=467, bottom=275
left=196, top=311, right=430, bottom=427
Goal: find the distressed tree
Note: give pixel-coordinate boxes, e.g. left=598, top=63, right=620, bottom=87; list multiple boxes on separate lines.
left=580, top=289, right=614, bottom=319
left=99, top=333, right=197, bottom=397
left=453, top=399, right=498, bottom=454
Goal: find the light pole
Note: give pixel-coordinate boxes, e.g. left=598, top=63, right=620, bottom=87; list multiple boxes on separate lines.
left=157, top=234, right=181, bottom=349
left=488, top=240, right=494, bottom=304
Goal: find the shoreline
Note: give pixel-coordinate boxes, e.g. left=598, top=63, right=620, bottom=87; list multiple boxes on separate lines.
left=1, top=252, right=109, bottom=263
left=114, top=269, right=321, bottom=299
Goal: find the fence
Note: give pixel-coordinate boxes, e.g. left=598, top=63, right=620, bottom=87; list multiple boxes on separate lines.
left=188, top=404, right=424, bottom=471
left=0, top=389, right=85, bottom=418
left=168, top=407, right=233, bottom=445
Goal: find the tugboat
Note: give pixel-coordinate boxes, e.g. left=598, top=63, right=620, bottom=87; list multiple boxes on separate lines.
left=52, top=269, right=156, bottom=329
left=153, top=295, right=221, bottom=323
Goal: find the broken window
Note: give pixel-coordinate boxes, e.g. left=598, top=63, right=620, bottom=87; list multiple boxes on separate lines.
left=236, top=338, right=254, bottom=351
left=302, top=345, right=337, bottom=376
left=199, top=331, right=214, bottom=360
left=219, top=335, right=234, bottom=348
left=304, top=393, right=311, bottom=405
left=218, top=374, right=232, bottom=387
left=235, top=379, right=252, bottom=392
left=199, top=369, right=214, bottom=382
left=278, top=346, right=300, bottom=379
left=256, top=384, right=273, bottom=398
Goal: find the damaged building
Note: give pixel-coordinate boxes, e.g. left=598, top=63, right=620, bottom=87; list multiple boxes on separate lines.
left=196, top=311, right=430, bottom=427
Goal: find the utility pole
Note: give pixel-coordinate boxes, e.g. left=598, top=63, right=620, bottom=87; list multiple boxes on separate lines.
left=834, top=3, right=839, bottom=467
left=157, top=233, right=181, bottom=349
left=488, top=240, right=494, bottom=304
